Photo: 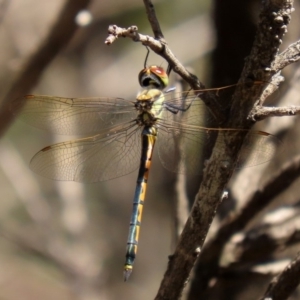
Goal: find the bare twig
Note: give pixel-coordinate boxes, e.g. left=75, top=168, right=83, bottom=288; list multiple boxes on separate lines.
left=273, top=39, right=300, bottom=73
left=143, top=0, right=164, bottom=40
left=250, top=105, right=300, bottom=120
left=105, top=25, right=163, bottom=50
left=260, top=252, right=300, bottom=300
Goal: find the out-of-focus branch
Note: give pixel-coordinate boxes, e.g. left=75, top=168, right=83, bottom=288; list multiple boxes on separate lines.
left=0, top=140, right=101, bottom=286
left=143, top=0, right=164, bottom=40
left=259, top=253, right=300, bottom=300
left=0, top=0, right=92, bottom=137
left=189, top=154, right=300, bottom=298
left=230, top=204, right=300, bottom=264
left=0, top=140, right=52, bottom=226
left=190, top=156, right=300, bottom=296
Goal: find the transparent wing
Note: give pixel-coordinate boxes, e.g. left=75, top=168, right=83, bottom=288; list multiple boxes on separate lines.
left=30, top=123, right=142, bottom=182
left=157, top=89, right=279, bottom=175
left=157, top=123, right=209, bottom=175
left=158, top=91, right=216, bottom=174
left=160, top=83, right=244, bottom=127
left=158, top=124, right=279, bottom=175
left=12, top=95, right=136, bottom=135
left=236, top=131, right=280, bottom=169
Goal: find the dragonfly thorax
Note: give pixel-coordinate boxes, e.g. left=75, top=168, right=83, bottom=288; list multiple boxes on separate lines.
left=135, top=88, right=165, bottom=126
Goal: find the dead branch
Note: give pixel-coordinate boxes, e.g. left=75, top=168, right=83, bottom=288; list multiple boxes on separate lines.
left=273, top=40, right=300, bottom=72
left=155, top=1, right=294, bottom=299
left=259, top=253, right=300, bottom=300
left=250, top=105, right=300, bottom=120
left=189, top=154, right=300, bottom=297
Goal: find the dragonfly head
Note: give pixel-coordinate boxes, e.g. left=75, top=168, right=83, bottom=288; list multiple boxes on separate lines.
left=138, top=66, right=169, bottom=90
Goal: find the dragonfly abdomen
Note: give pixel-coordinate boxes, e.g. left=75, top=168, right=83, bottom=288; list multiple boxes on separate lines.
left=124, top=126, right=157, bottom=281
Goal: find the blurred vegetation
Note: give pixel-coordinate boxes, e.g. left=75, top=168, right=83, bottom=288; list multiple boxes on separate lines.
left=1, top=0, right=300, bottom=300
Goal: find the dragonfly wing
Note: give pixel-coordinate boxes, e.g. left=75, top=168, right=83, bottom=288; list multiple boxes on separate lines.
left=157, top=122, right=214, bottom=175
left=158, top=119, right=279, bottom=176
left=162, top=91, right=212, bottom=127
left=12, top=95, right=136, bottom=135
left=157, top=96, right=216, bottom=175
left=158, top=83, right=279, bottom=174
left=161, top=83, right=247, bottom=128
left=30, top=124, right=142, bottom=182
left=236, top=131, right=279, bottom=168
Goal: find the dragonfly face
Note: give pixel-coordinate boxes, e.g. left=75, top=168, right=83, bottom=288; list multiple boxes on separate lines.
left=138, top=65, right=169, bottom=89
left=12, top=65, right=279, bottom=280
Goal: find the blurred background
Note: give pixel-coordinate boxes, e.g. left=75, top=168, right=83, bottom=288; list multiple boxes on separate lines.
left=1, top=0, right=300, bottom=300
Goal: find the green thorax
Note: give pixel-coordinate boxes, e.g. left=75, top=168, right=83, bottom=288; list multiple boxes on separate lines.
left=135, top=88, right=165, bottom=127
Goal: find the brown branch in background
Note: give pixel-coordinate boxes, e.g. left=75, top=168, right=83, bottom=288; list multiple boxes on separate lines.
left=0, top=226, right=81, bottom=278
left=232, top=204, right=300, bottom=264
left=189, top=154, right=300, bottom=298
left=0, top=132, right=100, bottom=292
left=0, top=140, right=92, bottom=279
left=143, top=0, right=164, bottom=40
left=259, top=253, right=300, bottom=300
left=0, top=0, right=92, bottom=137
left=0, top=141, right=52, bottom=227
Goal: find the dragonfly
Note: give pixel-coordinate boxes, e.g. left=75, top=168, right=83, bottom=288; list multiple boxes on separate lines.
left=12, top=65, right=278, bottom=280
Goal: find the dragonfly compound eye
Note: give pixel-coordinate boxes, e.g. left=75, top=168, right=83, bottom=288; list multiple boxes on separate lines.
left=138, top=66, right=169, bottom=89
